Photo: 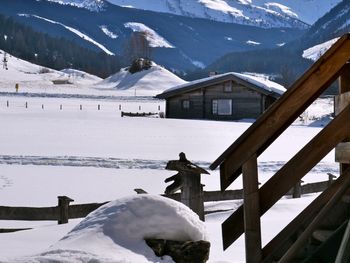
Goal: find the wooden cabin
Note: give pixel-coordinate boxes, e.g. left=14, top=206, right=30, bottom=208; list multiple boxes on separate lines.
left=156, top=73, right=285, bottom=121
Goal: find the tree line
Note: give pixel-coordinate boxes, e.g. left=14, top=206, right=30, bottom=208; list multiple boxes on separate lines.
left=0, top=14, right=124, bottom=78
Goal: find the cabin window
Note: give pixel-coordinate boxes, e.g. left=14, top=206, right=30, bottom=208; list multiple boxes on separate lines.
left=223, top=82, right=232, bottom=92
left=212, top=99, right=232, bottom=115
left=182, top=100, right=190, bottom=109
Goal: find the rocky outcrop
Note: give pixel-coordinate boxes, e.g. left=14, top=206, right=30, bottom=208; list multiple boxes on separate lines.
left=145, top=239, right=210, bottom=263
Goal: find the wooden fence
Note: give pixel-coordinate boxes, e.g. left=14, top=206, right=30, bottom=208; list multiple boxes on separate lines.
left=0, top=177, right=335, bottom=232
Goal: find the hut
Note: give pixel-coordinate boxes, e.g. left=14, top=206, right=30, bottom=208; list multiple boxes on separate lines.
left=156, top=72, right=286, bottom=120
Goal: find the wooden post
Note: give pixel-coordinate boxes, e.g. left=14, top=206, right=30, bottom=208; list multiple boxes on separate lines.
left=338, top=63, right=350, bottom=174
left=328, top=173, right=336, bottom=187
left=58, top=196, right=74, bottom=224
left=6, top=100, right=9, bottom=107
left=242, top=154, right=262, bottom=263
left=25, top=102, right=27, bottom=109
left=119, top=104, right=121, bottom=111
left=181, top=171, right=204, bottom=221
left=98, top=104, right=100, bottom=110
left=41, top=104, right=44, bottom=110
left=80, top=105, right=82, bottom=110
left=60, top=104, right=62, bottom=110
left=164, top=153, right=208, bottom=221
left=292, top=180, right=302, bottom=198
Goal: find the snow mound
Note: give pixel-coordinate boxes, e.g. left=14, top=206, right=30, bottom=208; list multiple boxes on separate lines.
left=99, top=62, right=186, bottom=92
left=21, top=195, right=207, bottom=263
left=302, top=37, right=340, bottom=61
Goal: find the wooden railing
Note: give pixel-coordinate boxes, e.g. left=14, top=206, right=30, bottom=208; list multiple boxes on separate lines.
left=210, top=34, right=350, bottom=262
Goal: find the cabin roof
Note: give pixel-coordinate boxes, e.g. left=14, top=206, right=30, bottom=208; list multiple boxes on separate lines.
left=156, top=72, right=286, bottom=99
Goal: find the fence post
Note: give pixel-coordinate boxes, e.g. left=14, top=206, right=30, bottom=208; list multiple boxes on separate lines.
left=293, top=180, right=302, bottom=198
left=98, top=104, right=100, bottom=110
left=41, top=104, right=44, bottom=110
left=6, top=100, right=9, bottom=107
left=58, top=196, right=74, bottom=224
left=327, top=173, right=336, bottom=187
left=25, top=102, right=27, bottom=108
left=80, top=105, right=82, bottom=111
left=164, top=153, right=208, bottom=221
left=60, top=104, right=62, bottom=110
left=119, top=105, right=121, bottom=111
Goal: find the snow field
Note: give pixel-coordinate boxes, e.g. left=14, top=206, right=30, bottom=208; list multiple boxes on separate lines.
left=0, top=95, right=338, bottom=262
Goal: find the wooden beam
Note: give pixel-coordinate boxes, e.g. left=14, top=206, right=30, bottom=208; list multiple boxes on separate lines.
left=334, top=91, right=350, bottom=115
left=222, top=104, right=350, bottom=250
left=338, top=63, right=350, bottom=174
left=210, top=34, right=350, bottom=190
left=335, top=142, right=350, bottom=164
left=242, top=154, right=262, bottom=263
left=279, top=168, right=350, bottom=262
left=262, top=171, right=349, bottom=262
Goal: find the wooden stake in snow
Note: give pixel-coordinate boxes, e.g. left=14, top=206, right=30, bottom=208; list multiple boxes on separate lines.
left=164, top=152, right=209, bottom=221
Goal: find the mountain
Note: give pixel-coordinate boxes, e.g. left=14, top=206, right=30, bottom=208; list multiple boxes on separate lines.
left=48, top=0, right=342, bottom=29
left=0, top=0, right=305, bottom=72
left=202, top=0, right=350, bottom=86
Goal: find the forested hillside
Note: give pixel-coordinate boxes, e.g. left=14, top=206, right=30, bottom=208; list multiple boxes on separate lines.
left=0, top=14, right=123, bottom=77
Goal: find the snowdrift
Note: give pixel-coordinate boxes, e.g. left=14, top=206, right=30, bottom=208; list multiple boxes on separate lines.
left=17, top=195, right=207, bottom=263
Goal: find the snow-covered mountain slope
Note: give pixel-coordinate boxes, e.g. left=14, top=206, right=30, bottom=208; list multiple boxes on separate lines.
left=51, top=0, right=306, bottom=29
left=0, top=49, right=102, bottom=91
left=0, top=50, right=101, bottom=87
left=98, top=62, right=186, bottom=93
left=106, top=0, right=341, bottom=28
left=46, top=0, right=106, bottom=11
left=302, top=37, right=340, bottom=62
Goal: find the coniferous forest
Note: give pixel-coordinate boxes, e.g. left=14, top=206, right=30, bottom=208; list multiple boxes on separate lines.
left=0, top=14, right=124, bottom=78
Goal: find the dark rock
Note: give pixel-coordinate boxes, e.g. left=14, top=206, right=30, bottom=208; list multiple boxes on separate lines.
left=145, top=239, right=210, bottom=263
left=128, top=58, right=152, bottom=74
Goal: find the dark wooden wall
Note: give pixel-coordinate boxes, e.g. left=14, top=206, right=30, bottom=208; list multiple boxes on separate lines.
left=165, top=80, right=275, bottom=120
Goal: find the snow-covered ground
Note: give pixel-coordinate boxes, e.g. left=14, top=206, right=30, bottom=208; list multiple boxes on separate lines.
left=0, top=52, right=339, bottom=262
left=0, top=50, right=185, bottom=97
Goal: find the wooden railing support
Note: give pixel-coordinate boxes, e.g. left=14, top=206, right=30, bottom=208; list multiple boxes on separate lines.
left=242, top=154, right=262, bottom=263
left=279, top=168, right=350, bottom=262
left=222, top=104, right=350, bottom=249
left=338, top=63, right=350, bottom=174
left=58, top=196, right=74, bottom=224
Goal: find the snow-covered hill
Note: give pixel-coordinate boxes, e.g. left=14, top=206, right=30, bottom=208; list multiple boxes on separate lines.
left=98, top=62, right=186, bottom=95
left=0, top=50, right=185, bottom=97
left=0, top=50, right=101, bottom=89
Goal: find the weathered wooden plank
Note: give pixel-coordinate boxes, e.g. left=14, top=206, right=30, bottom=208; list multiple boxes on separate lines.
left=242, top=154, right=262, bottom=263
left=222, top=104, right=350, bottom=249
left=334, top=92, right=350, bottom=115
left=338, top=63, right=350, bottom=174
left=262, top=170, right=348, bottom=262
left=335, top=142, right=350, bottom=164
left=210, top=34, right=350, bottom=190
left=0, top=206, right=59, bottom=220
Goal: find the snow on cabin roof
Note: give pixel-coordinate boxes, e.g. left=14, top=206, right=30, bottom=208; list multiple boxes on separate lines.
left=156, top=72, right=286, bottom=99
